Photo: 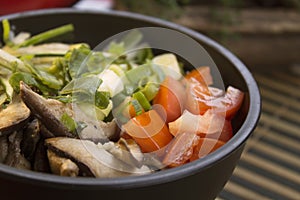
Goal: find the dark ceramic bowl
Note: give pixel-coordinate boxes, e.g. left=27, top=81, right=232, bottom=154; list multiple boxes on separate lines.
left=0, top=9, right=261, bottom=200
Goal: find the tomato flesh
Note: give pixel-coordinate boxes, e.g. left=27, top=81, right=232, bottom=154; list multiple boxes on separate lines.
left=163, top=132, right=200, bottom=167
left=214, top=86, right=244, bottom=119
left=185, top=66, right=213, bottom=86
left=190, top=138, right=225, bottom=161
left=123, top=110, right=173, bottom=153
left=186, top=84, right=244, bottom=119
left=200, top=119, right=233, bottom=142
left=186, top=82, right=212, bottom=115
left=153, top=76, right=185, bottom=123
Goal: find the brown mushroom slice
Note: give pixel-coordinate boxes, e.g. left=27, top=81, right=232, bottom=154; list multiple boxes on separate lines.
left=47, top=150, right=79, bottom=177
left=0, top=135, right=8, bottom=163
left=0, top=96, right=30, bottom=136
left=4, top=131, right=31, bottom=170
left=39, top=124, right=55, bottom=139
left=45, top=137, right=151, bottom=178
left=33, top=139, right=50, bottom=173
left=21, top=119, right=41, bottom=161
left=20, top=82, right=74, bottom=138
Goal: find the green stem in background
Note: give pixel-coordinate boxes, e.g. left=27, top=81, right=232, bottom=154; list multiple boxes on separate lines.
left=2, top=19, right=11, bottom=45
left=19, top=24, right=74, bottom=47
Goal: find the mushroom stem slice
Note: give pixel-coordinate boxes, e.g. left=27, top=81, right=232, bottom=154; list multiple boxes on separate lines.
left=47, top=150, right=79, bottom=177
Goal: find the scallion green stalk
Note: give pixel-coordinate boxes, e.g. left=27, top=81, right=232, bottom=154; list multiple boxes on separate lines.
left=141, top=82, right=159, bottom=101
left=19, top=24, right=74, bottom=47
left=2, top=19, right=11, bottom=45
left=132, top=91, right=151, bottom=111
left=131, top=99, right=143, bottom=116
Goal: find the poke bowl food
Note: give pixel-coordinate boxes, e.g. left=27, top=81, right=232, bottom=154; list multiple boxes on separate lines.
left=0, top=9, right=260, bottom=200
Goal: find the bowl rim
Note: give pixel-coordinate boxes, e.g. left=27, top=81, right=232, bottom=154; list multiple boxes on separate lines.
left=0, top=8, right=261, bottom=189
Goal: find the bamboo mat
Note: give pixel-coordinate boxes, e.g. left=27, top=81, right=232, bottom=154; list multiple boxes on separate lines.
left=218, top=69, right=300, bottom=200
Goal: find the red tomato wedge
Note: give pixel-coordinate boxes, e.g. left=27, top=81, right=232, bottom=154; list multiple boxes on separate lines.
left=185, top=66, right=213, bottom=86
left=186, top=84, right=244, bottom=119
left=163, top=132, right=201, bottom=167
left=213, top=86, right=244, bottom=119
left=168, top=110, right=225, bottom=137
left=201, top=119, right=233, bottom=142
left=190, top=138, right=225, bottom=161
left=122, top=110, right=173, bottom=153
left=185, top=82, right=213, bottom=115
left=153, top=76, right=185, bottom=123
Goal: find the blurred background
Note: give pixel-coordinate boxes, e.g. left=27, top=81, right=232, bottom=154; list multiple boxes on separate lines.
left=1, top=0, right=299, bottom=199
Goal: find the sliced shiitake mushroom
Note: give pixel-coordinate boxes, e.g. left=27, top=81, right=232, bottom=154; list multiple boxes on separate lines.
left=47, top=150, right=79, bottom=177
left=4, top=131, right=31, bottom=170
left=21, top=119, right=41, bottom=162
left=20, top=82, right=74, bottom=138
left=39, top=124, right=55, bottom=139
left=33, top=139, right=50, bottom=173
left=45, top=137, right=151, bottom=178
left=0, top=95, right=30, bottom=136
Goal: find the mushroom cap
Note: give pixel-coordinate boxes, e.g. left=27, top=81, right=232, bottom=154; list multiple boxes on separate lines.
left=0, top=96, right=30, bottom=136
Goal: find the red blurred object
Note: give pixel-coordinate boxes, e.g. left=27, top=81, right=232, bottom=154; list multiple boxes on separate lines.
left=0, top=0, right=78, bottom=15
